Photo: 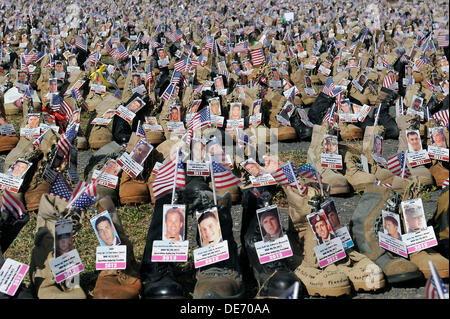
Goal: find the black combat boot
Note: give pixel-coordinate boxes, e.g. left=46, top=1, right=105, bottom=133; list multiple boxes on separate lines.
left=242, top=188, right=301, bottom=298
left=140, top=192, right=185, bottom=299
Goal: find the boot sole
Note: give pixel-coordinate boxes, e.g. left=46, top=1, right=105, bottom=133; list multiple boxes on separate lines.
left=386, top=270, right=423, bottom=284
left=192, top=286, right=246, bottom=299
left=305, top=284, right=351, bottom=297
left=420, top=269, right=449, bottom=279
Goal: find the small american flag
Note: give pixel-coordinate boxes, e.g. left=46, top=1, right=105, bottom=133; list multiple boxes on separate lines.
left=71, top=88, right=82, bottom=100
left=442, top=178, right=449, bottom=189
left=56, top=124, right=79, bottom=159
left=432, top=109, right=449, bottom=129
left=322, top=77, right=335, bottom=97
left=295, top=163, right=321, bottom=182
left=1, top=188, right=26, bottom=219
left=151, top=152, right=185, bottom=200
left=185, top=107, right=211, bottom=146
left=249, top=48, right=265, bottom=66
left=387, top=152, right=411, bottom=178
left=383, top=73, right=395, bottom=89
left=272, top=162, right=297, bottom=185
left=426, top=260, right=449, bottom=299
left=211, top=161, right=241, bottom=189
left=117, top=45, right=129, bottom=60
left=233, top=41, right=249, bottom=53
left=74, top=35, right=88, bottom=51
left=161, top=83, right=176, bottom=102
left=50, top=174, right=73, bottom=202
left=136, top=120, right=146, bottom=138
left=71, top=183, right=97, bottom=210
left=437, top=29, right=449, bottom=47
left=33, top=131, right=47, bottom=147
left=87, top=51, right=101, bottom=65
left=174, top=58, right=190, bottom=72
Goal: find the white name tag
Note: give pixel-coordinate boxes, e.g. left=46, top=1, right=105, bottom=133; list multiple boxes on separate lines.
left=0, top=124, right=16, bottom=137
left=49, top=249, right=84, bottom=283
left=428, top=146, right=449, bottom=162
left=91, top=118, right=112, bottom=126
left=254, top=235, right=293, bottom=264
left=96, top=245, right=127, bottom=270
left=193, top=240, right=229, bottom=268
left=151, top=240, right=189, bottom=262
left=401, top=226, right=438, bottom=254
left=115, top=105, right=136, bottom=123
left=117, top=152, right=144, bottom=178
left=250, top=174, right=277, bottom=187
left=0, top=259, right=29, bottom=296
left=226, top=119, right=244, bottom=129
left=321, top=153, right=343, bottom=170
left=0, top=173, right=24, bottom=193
left=407, top=150, right=431, bottom=167
left=167, top=121, right=186, bottom=134
left=92, top=170, right=119, bottom=189
left=378, top=231, right=408, bottom=258
left=249, top=114, right=262, bottom=127
left=211, top=115, right=224, bottom=127
left=20, top=127, right=41, bottom=138
left=186, top=161, right=210, bottom=176
left=91, top=84, right=107, bottom=94
left=314, top=237, right=347, bottom=268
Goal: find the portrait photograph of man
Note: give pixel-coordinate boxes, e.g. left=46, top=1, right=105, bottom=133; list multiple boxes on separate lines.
left=257, top=207, right=283, bottom=242
left=323, top=135, right=339, bottom=154
left=406, top=130, right=422, bottom=152
left=308, top=212, right=336, bottom=245
left=7, top=160, right=31, bottom=178
left=91, top=212, right=121, bottom=246
left=197, top=208, right=223, bottom=247
left=382, top=211, right=402, bottom=240
left=163, top=205, right=185, bottom=241
left=430, top=127, right=447, bottom=148
left=130, top=139, right=153, bottom=165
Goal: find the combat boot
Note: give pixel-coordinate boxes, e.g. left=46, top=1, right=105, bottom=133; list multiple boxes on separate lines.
left=339, top=123, right=363, bottom=141
left=83, top=141, right=124, bottom=205
left=185, top=179, right=245, bottom=299
left=349, top=184, right=423, bottom=283
left=398, top=183, right=449, bottom=280
left=29, top=194, right=87, bottom=299
left=308, top=124, right=350, bottom=195
left=93, top=196, right=142, bottom=299
left=396, top=114, right=434, bottom=187
left=290, top=113, right=313, bottom=141
left=283, top=184, right=351, bottom=297
left=341, top=145, right=377, bottom=192
left=430, top=187, right=449, bottom=259
left=429, top=162, right=449, bottom=187
left=241, top=187, right=301, bottom=298
left=140, top=192, right=185, bottom=299
left=374, top=87, right=399, bottom=140
left=307, top=92, right=335, bottom=125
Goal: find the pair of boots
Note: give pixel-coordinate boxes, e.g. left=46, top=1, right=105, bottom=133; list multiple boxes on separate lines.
left=140, top=178, right=245, bottom=299
left=350, top=183, right=449, bottom=282
left=284, top=183, right=385, bottom=297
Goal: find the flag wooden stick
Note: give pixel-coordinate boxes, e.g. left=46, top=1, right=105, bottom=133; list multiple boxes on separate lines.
left=171, top=147, right=179, bottom=205
left=209, top=161, right=218, bottom=206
